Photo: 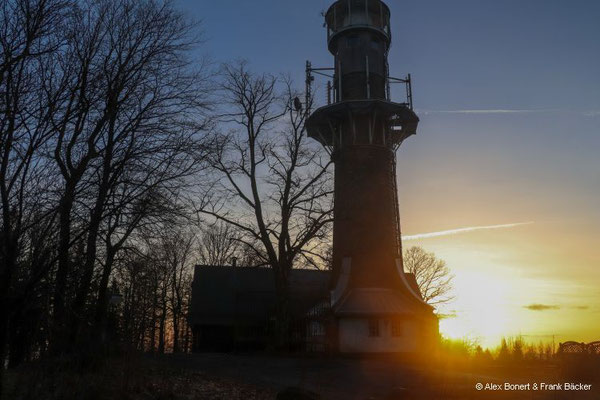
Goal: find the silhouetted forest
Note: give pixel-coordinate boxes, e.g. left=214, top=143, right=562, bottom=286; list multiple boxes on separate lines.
left=0, top=0, right=208, bottom=374
left=0, top=0, right=339, bottom=392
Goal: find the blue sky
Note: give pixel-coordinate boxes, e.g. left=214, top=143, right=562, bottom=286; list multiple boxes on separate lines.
left=180, top=0, right=600, bottom=346
left=181, top=0, right=600, bottom=109
left=180, top=0, right=600, bottom=233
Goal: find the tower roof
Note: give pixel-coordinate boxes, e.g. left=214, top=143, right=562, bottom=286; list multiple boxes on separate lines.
left=333, top=286, right=433, bottom=317
left=325, top=0, right=392, bottom=52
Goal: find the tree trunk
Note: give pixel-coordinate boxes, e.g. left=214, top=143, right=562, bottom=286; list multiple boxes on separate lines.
left=0, top=226, right=18, bottom=386
left=0, top=250, right=15, bottom=359
left=171, top=266, right=180, bottom=353
left=7, top=304, right=27, bottom=368
left=136, top=310, right=147, bottom=352
left=51, top=185, right=76, bottom=355
left=92, top=247, right=116, bottom=347
left=273, top=265, right=291, bottom=351
left=0, top=298, right=9, bottom=397
left=172, top=312, right=179, bottom=353
left=158, top=286, right=167, bottom=354
left=70, top=137, right=115, bottom=350
left=149, top=281, right=158, bottom=352
left=68, top=208, right=102, bottom=348
left=183, top=325, right=190, bottom=353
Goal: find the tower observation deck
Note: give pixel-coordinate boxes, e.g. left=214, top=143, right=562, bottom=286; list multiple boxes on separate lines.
left=305, top=0, right=438, bottom=353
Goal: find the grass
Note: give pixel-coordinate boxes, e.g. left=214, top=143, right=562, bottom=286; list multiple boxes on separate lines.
left=1, top=354, right=275, bottom=400
left=3, top=338, right=599, bottom=400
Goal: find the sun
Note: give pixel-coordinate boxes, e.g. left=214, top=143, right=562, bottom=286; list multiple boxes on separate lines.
left=437, top=267, right=515, bottom=348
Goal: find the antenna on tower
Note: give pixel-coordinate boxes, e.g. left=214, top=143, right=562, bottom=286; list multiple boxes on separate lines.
left=305, top=60, right=335, bottom=115
left=305, top=60, right=314, bottom=117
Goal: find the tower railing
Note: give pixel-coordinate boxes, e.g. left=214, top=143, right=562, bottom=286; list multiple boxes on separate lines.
left=305, top=60, right=414, bottom=111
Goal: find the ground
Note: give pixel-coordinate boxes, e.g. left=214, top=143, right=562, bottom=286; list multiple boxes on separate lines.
left=3, top=353, right=599, bottom=399
left=165, top=353, right=599, bottom=399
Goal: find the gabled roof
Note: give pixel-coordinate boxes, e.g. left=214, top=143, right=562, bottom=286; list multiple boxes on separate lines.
left=188, top=265, right=331, bottom=325
left=331, top=270, right=433, bottom=317
left=333, top=288, right=420, bottom=316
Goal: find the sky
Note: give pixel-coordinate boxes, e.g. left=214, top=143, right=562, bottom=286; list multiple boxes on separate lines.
left=179, top=0, right=600, bottom=348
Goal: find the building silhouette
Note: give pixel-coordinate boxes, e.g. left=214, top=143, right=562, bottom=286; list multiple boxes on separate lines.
left=188, top=0, right=438, bottom=354
left=304, top=0, right=438, bottom=353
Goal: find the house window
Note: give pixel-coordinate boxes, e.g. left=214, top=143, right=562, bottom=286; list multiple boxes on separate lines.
left=368, top=318, right=380, bottom=337
left=309, top=321, right=325, bottom=336
left=391, top=320, right=402, bottom=337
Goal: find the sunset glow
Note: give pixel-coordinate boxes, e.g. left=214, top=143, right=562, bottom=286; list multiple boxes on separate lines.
left=184, top=0, right=600, bottom=352
left=401, top=219, right=600, bottom=349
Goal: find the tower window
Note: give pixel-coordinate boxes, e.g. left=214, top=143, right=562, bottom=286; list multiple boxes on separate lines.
left=391, top=320, right=403, bottom=337
left=370, top=36, right=380, bottom=49
left=368, top=318, right=380, bottom=337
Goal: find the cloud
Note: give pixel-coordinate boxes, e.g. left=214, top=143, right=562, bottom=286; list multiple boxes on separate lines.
left=583, top=111, right=600, bottom=117
left=571, top=305, right=589, bottom=310
left=402, top=221, right=533, bottom=241
left=425, top=109, right=548, bottom=114
left=524, top=304, right=560, bottom=311
left=418, top=109, right=600, bottom=117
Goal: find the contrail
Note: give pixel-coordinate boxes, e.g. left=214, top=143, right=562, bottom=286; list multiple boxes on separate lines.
left=417, top=109, right=600, bottom=117
left=429, top=109, right=546, bottom=114
left=402, top=221, right=534, bottom=241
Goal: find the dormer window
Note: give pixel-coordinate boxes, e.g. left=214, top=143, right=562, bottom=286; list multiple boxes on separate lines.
left=368, top=318, right=380, bottom=337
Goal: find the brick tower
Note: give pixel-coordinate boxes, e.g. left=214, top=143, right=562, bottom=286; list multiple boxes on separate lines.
left=306, top=0, right=438, bottom=353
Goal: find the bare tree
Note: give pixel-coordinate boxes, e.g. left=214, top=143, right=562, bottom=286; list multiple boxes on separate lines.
left=198, top=62, right=333, bottom=347
left=0, top=0, right=68, bottom=388
left=161, top=228, right=195, bottom=353
left=403, top=246, right=454, bottom=307
left=197, top=222, right=241, bottom=266
left=0, top=0, right=211, bottom=375
left=116, top=225, right=195, bottom=354
left=47, top=2, right=111, bottom=349
left=117, top=253, right=153, bottom=351
left=41, top=0, right=210, bottom=353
